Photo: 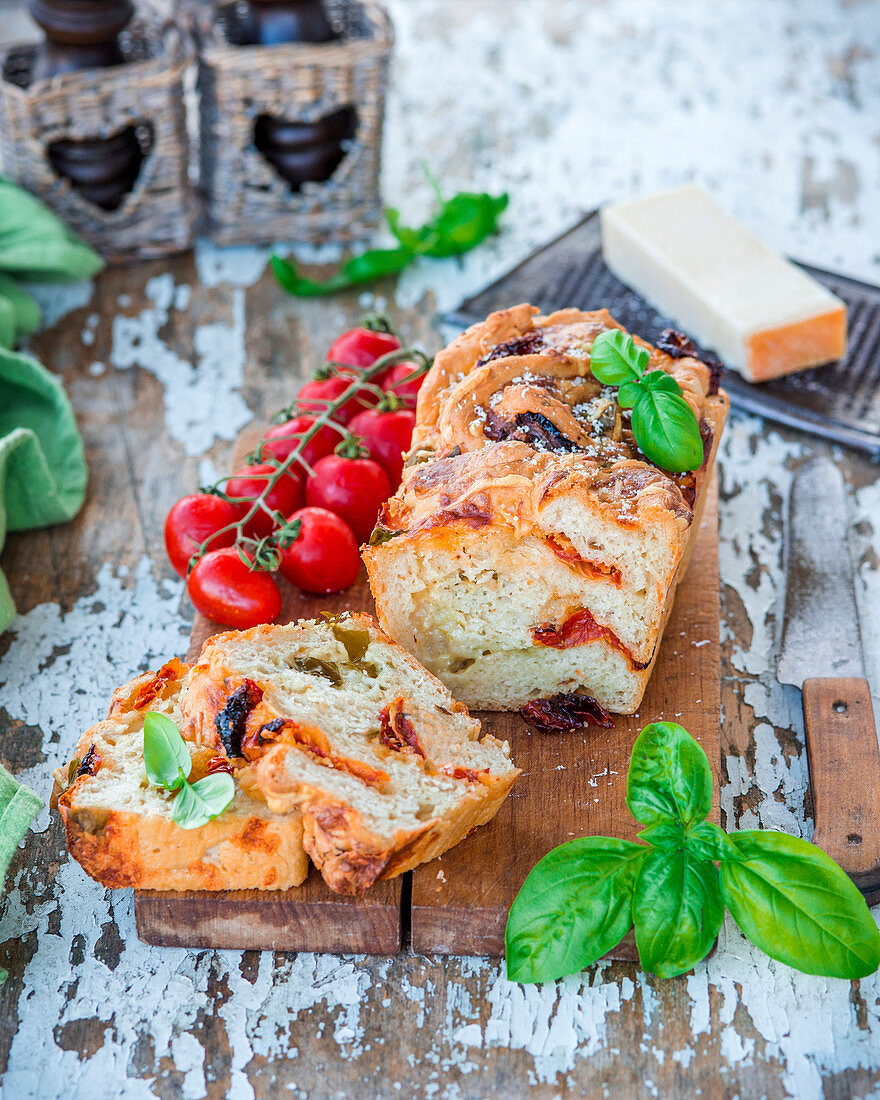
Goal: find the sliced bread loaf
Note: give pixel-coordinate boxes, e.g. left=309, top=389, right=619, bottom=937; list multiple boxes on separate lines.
left=54, top=660, right=309, bottom=891
left=57, top=616, right=519, bottom=897
left=180, top=615, right=519, bottom=895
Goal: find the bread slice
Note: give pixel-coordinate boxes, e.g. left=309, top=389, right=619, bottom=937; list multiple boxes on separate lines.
left=54, top=660, right=309, bottom=891
left=179, top=615, right=519, bottom=895
left=364, top=305, right=728, bottom=714
left=57, top=617, right=519, bottom=897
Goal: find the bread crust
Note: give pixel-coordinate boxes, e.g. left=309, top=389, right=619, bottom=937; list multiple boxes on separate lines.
left=366, top=305, right=728, bottom=714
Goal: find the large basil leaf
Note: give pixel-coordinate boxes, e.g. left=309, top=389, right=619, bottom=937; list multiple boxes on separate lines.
left=0, top=274, right=40, bottom=343
left=631, top=389, right=704, bottom=472
left=627, top=722, right=713, bottom=828
left=633, top=846, right=724, bottom=978
left=505, top=837, right=645, bottom=982
left=143, top=711, right=191, bottom=790
left=720, top=831, right=880, bottom=979
left=0, top=298, right=14, bottom=349
left=588, top=329, right=649, bottom=385
left=171, top=773, right=235, bottom=830
left=0, top=177, right=104, bottom=280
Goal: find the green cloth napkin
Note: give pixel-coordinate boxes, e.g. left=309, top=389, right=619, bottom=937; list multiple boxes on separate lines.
left=0, top=764, right=43, bottom=980
left=0, top=345, right=88, bottom=632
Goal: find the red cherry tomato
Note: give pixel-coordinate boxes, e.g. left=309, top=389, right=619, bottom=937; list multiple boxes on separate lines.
left=326, top=327, right=401, bottom=369
left=187, top=548, right=282, bottom=628
left=259, top=415, right=341, bottom=469
left=306, top=454, right=392, bottom=544
left=348, top=407, right=415, bottom=488
left=380, top=361, right=424, bottom=408
left=297, top=376, right=376, bottom=425
left=278, top=507, right=361, bottom=594
left=164, top=494, right=242, bottom=578
left=225, top=464, right=304, bottom=538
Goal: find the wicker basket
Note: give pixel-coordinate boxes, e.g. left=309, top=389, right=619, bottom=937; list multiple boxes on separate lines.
left=0, top=4, right=194, bottom=263
left=195, top=0, right=393, bottom=246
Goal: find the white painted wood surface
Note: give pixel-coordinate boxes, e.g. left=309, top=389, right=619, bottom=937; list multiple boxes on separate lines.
left=1, top=1, right=879, bottom=1096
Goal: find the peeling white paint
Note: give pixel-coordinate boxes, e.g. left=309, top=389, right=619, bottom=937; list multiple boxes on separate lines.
left=109, top=274, right=253, bottom=456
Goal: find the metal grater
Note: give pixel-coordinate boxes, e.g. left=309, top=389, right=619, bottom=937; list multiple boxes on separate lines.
left=444, top=212, right=880, bottom=455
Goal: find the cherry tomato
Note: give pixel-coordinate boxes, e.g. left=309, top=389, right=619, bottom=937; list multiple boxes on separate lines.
left=225, top=464, right=304, bottom=538
left=278, top=507, right=361, bottom=594
left=306, top=453, right=392, bottom=544
left=259, top=415, right=341, bottom=469
left=348, top=407, right=415, bottom=488
left=164, top=494, right=242, bottom=578
left=380, top=361, right=424, bottom=408
left=187, top=548, right=282, bottom=628
left=297, top=375, right=377, bottom=425
left=326, top=327, right=401, bottom=369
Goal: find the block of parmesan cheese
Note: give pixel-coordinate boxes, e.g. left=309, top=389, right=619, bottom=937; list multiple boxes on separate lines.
left=600, top=185, right=847, bottom=382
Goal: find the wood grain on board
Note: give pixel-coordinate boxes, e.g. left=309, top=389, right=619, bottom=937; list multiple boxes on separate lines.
left=411, top=479, right=720, bottom=955
left=135, top=477, right=720, bottom=957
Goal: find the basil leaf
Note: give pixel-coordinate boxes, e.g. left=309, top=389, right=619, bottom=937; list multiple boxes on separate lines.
left=388, top=192, right=508, bottom=259
left=143, top=711, right=191, bottom=790
left=589, top=330, right=649, bottom=385
left=633, top=846, right=724, bottom=978
left=631, top=390, right=704, bottom=472
left=0, top=297, right=14, bottom=349
left=616, top=380, right=641, bottom=409
left=171, top=773, right=235, bottom=830
left=0, top=274, right=40, bottom=341
left=0, top=177, right=104, bottom=280
left=385, top=207, right=429, bottom=253
left=627, top=721, right=713, bottom=828
left=720, top=831, right=880, bottom=979
left=686, top=819, right=739, bottom=862
left=422, top=192, right=509, bottom=258
left=505, top=836, right=645, bottom=982
left=639, top=369, right=682, bottom=396
left=638, top=820, right=686, bottom=850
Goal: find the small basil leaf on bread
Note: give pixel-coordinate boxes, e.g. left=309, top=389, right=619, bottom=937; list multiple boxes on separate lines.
left=171, top=773, right=235, bottom=830
left=143, top=711, right=191, bottom=790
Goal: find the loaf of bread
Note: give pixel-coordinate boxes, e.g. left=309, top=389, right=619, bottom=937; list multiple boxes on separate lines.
left=56, top=615, right=518, bottom=896
left=363, top=305, right=728, bottom=715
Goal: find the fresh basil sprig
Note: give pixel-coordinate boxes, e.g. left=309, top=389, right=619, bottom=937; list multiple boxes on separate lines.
left=0, top=176, right=104, bottom=348
left=505, top=721, right=880, bottom=983
left=589, top=330, right=704, bottom=473
left=143, top=711, right=234, bottom=830
left=272, top=168, right=507, bottom=298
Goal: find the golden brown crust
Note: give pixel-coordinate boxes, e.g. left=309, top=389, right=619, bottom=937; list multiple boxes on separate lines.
left=59, top=800, right=307, bottom=891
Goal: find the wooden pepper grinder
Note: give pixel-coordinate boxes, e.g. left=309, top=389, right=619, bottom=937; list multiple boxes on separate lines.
left=241, top=0, right=357, bottom=192
left=30, top=0, right=144, bottom=211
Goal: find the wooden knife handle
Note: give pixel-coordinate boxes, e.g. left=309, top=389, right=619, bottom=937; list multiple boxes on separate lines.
left=803, top=677, right=880, bottom=892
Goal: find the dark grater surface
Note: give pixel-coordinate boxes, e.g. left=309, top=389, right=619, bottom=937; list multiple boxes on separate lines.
left=444, top=212, right=880, bottom=455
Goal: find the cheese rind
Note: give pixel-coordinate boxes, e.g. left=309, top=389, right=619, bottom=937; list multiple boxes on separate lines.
left=600, top=186, right=847, bottom=382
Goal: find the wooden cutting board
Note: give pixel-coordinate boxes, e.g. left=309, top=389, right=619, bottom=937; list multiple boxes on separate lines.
left=135, top=481, right=720, bottom=957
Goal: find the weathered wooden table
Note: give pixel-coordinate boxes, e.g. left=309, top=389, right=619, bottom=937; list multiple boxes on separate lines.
left=1, top=1, right=879, bottom=1096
